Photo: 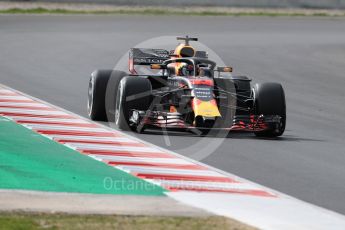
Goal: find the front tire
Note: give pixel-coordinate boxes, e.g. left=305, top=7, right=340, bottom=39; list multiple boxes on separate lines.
left=253, top=82, right=286, bottom=137
left=87, top=70, right=127, bottom=121
left=115, top=77, right=152, bottom=131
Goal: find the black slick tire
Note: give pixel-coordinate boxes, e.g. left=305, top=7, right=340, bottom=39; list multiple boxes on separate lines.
left=87, top=70, right=127, bottom=121
left=253, top=82, right=286, bottom=137
left=115, top=77, right=152, bottom=131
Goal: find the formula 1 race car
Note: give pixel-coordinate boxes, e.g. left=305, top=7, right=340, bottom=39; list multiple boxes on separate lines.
left=87, top=36, right=286, bottom=137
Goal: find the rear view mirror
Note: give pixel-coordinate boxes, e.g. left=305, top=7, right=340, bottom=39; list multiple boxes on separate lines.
left=151, top=64, right=167, bottom=70
left=217, top=66, right=233, bottom=72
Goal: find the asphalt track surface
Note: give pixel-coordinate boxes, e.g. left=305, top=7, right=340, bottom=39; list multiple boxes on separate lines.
left=1, top=15, right=345, bottom=214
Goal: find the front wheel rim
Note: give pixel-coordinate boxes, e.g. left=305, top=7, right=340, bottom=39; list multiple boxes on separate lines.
left=115, top=80, right=123, bottom=125
left=87, top=77, right=94, bottom=116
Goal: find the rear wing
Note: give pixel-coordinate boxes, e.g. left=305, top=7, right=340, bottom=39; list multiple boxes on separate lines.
left=169, top=50, right=208, bottom=58
left=129, top=48, right=170, bottom=74
left=195, top=51, right=208, bottom=58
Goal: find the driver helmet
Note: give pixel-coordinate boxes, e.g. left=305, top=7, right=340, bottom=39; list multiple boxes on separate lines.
left=198, top=67, right=212, bottom=77
left=178, top=64, right=195, bottom=76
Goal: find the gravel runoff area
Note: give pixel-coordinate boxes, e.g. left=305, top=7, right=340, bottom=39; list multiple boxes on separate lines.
left=0, top=190, right=257, bottom=230
left=0, top=1, right=345, bottom=16
left=0, top=189, right=210, bottom=216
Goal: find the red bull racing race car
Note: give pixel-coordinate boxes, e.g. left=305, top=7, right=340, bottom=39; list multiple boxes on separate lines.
left=87, top=36, right=286, bottom=137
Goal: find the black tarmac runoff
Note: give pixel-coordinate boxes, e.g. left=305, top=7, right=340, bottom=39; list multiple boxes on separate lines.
left=1, top=15, right=345, bottom=214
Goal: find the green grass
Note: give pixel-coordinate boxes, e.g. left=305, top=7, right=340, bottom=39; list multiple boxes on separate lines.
left=0, top=116, right=165, bottom=195
left=0, top=212, right=256, bottom=230
left=0, top=7, right=344, bottom=17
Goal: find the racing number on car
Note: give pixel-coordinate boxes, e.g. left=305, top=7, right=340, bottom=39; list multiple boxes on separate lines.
left=194, top=85, right=213, bottom=101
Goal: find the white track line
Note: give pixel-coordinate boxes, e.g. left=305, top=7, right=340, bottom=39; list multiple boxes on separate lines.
left=51, top=135, right=135, bottom=143
left=24, top=124, right=106, bottom=132
left=0, top=95, right=34, bottom=100
left=77, top=147, right=164, bottom=153
left=116, top=165, right=226, bottom=177
left=10, top=116, right=90, bottom=123
left=152, top=180, right=259, bottom=190
left=90, top=155, right=196, bottom=165
left=0, top=102, right=51, bottom=107
left=0, top=108, right=68, bottom=115
left=66, top=143, right=162, bottom=152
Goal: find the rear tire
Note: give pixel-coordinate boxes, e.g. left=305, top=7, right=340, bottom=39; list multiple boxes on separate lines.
left=87, top=70, right=127, bottom=121
left=253, top=82, right=286, bottom=137
left=115, top=77, right=152, bottom=131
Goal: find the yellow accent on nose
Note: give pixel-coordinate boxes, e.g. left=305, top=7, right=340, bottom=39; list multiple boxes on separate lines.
left=193, top=100, right=221, bottom=117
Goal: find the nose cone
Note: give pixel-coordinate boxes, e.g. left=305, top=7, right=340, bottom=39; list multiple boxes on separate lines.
left=192, top=98, right=221, bottom=117
left=191, top=80, right=221, bottom=117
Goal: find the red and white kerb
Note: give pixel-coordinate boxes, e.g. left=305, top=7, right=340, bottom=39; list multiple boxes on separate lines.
left=0, top=87, right=276, bottom=197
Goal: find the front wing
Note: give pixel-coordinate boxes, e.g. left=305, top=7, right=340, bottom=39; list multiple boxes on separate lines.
left=129, top=110, right=282, bottom=134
